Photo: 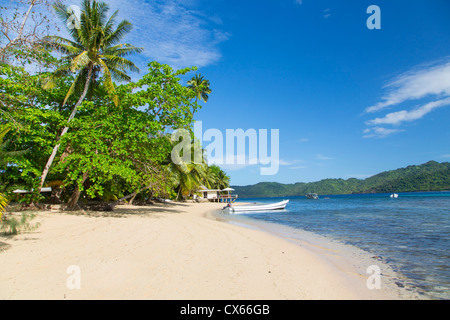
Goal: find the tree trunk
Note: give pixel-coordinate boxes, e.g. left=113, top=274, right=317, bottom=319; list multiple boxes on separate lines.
left=0, top=0, right=37, bottom=61
left=129, top=192, right=138, bottom=205
left=38, top=64, right=94, bottom=192
left=105, top=186, right=152, bottom=211
left=67, top=171, right=89, bottom=210
left=176, top=186, right=182, bottom=201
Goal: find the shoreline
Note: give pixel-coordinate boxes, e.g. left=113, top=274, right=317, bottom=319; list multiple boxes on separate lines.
left=210, top=205, right=422, bottom=299
left=0, top=202, right=418, bottom=300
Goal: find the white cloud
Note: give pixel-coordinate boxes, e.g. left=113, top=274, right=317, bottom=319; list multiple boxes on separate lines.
left=316, top=154, right=333, bottom=160
left=289, top=166, right=308, bottom=170
left=364, top=57, right=450, bottom=138
left=366, top=97, right=450, bottom=126
left=366, top=58, right=450, bottom=113
left=103, top=0, right=230, bottom=70
left=363, top=127, right=404, bottom=139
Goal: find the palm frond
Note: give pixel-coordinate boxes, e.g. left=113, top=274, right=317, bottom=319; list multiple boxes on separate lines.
left=46, top=0, right=141, bottom=104
left=53, top=2, right=83, bottom=43
left=0, top=126, right=10, bottom=137
left=102, top=54, right=140, bottom=73
left=97, top=59, right=118, bottom=105
left=43, top=62, right=73, bottom=90
left=70, top=51, right=90, bottom=72
left=103, top=43, right=144, bottom=57
left=104, top=20, right=133, bottom=46
left=46, top=36, right=84, bottom=54
left=62, top=71, right=82, bottom=105
left=0, top=192, right=7, bottom=214
left=104, top=10, right=119, bottom=36
left=106, top=65, right=132, bottom=82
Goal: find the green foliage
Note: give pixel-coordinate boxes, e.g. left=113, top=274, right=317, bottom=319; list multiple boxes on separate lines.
left=233, top=161, right=450, bottom=198
left=0, top=212, right=40, bottom=235
left=0, top=1, right=219, bottom=208
left=187, top=74, right=212, bottom=103
left=206, top=165, right=230, bottom=190
left=166, top=137, right=207, bottom=200
left=0, top=64, right=68, bottom=194
left=0, top=193, right=6, bottom=217
left=1, top=51, right=216, bottom=207
left=56, top=62, right=203, bottom=202
left=45, top=0, right=143, bottom=105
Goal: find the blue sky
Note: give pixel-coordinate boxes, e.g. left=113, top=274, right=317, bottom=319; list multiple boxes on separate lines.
left=107, top=0, right=450, bottom=185
left=7, top=0, right=450, bottom=186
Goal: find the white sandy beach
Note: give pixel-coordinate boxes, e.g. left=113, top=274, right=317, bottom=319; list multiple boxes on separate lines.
left=0, top=202, right=413, bottom=300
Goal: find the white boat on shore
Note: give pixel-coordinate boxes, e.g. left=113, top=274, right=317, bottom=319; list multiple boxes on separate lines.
left=222, top=200, right=289, bottom=213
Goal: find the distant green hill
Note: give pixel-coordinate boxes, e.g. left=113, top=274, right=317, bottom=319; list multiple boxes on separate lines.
left=232, top=161, right=450, bottom=198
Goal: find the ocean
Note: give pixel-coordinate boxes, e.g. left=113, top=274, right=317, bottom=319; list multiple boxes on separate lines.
left=219, top=191, right=450, bottom=300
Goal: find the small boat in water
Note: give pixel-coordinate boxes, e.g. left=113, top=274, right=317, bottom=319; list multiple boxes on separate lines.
left=390, top=193, right=399, bottom=198
left=306, top=193, right=319, bottom=200
left=222, top=200, right=289, bottom=213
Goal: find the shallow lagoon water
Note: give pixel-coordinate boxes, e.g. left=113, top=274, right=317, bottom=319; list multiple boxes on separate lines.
left=219, top=192, right=450, bottom=300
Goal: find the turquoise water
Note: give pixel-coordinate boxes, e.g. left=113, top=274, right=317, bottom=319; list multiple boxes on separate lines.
left=230, top=191, right=450, bottom=300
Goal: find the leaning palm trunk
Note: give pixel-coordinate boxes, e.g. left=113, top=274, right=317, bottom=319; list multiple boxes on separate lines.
left=37, top=0, right=142, bottom=206
left=38, top=65, right=93, bottom=192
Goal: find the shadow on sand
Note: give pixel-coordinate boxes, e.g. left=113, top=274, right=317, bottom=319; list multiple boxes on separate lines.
left=65, top=202, right=191, bottom=218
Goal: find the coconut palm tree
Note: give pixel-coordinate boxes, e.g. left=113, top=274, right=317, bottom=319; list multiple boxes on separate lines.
left=38, top=0, right=143, bottom=191
left=187, top=74, right=211, bottom=103
left=166, top=137, right=208, bottom=200
left=208, top=164, right=230, bottom=190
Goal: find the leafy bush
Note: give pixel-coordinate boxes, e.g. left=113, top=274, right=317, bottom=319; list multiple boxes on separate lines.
left=0, top=212, right=40, bottom=235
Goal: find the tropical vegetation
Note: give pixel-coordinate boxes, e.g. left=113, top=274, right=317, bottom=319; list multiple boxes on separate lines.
left=39, top=0, right=144, bottom=192
left=187, top=74, right=211, bottom=104
left=0, top=0, right=230, bottom=212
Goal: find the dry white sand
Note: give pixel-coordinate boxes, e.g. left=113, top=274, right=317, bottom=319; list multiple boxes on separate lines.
left=0, top=202, right=414, bottom=300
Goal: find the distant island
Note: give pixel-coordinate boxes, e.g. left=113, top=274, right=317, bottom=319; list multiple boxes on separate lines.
left=232, top=161, right=450, bottom=198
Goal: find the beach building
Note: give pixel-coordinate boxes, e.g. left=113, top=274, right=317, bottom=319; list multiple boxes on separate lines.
left=13, top=187, right=52, bottom=194
left=197, top=186, right=221, bottom=201
left=196, top=186, right=238, bottom=203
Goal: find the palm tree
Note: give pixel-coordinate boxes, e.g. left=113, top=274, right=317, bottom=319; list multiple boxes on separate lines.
left=187, top=74, right=211, bottom=104
left=207, top=164, right=230, bottom=190
left=1, top=126, right=27, bottom=215
left=177, top=162, right=207, bottom=200
left=204, top=165, right=218, bottom=189
left=38, top=0, right=143, bottom=191
left=216, top=168, right=231, bottom=190
left=0, top=126, right=9, bottom=215
left=166, top=137, right=208, bottom=200
left=0, top=193, right=6, bottom=217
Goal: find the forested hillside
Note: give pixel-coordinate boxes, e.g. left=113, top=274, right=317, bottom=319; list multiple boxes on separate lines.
left=232, top=161, right=450, bottom=198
